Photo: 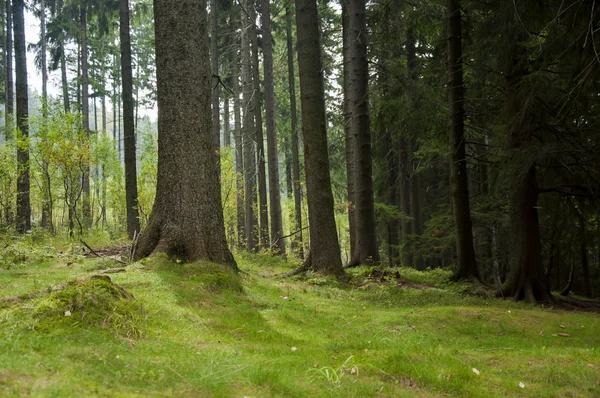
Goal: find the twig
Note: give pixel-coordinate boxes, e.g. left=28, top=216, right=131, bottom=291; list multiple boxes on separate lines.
left=80, top=240, right=128, bottom=265
left=129, top=230, right=139, bottom=264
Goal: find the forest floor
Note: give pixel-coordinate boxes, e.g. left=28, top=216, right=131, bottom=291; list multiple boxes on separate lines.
left=0, top=237, right=599, bottom=397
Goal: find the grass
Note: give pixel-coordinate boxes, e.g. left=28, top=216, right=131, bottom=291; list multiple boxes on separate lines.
left=0, top=248, right=598, bottom=397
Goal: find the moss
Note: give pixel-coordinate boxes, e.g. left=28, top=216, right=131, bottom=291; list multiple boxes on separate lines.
left=1, top=277, right=145, bottom=338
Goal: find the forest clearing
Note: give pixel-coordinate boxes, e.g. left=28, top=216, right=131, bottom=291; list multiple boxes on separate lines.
left=0, top=238, right=598, bottom=397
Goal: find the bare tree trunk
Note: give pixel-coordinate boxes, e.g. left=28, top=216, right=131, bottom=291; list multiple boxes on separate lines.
left=448, top=0, right=479, bottom=281
left=135, top=0, right=236, bottom=267
left=262, top=0, right=284, bottom=254
left=81, top=6, right=91, bottom=228
left=13, top=0, right=30, bottom=233
left=40, top=0, right=52, bottom=230
left=223, top=90, right=230, bottom=148
left=120, top=0, right=141, bottom=238
left=249, top=4, right=269, bottom=250
left=579, top=216, right=592, bottom=297
left=286, top=1, right=304, bottom=258
left=60, top=41, right=70, bottom=112
left=233, top=48, right=245, bottom=248
left=241, top=0, right=257, bottom=251
left=5, top=0, right=13, bottom=140
left=295, top=0, right=344, bottom=276
left=399, top=138, right=413, bottom=267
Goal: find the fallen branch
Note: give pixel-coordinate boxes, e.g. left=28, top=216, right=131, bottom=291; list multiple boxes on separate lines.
left=81, top=240, right=128, bottom=265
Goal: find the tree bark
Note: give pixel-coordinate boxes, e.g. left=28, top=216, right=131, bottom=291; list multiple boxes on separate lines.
left=81, top=6, right=91, bottom=227
left=285, top=1, right=304, bottom=258
left=210, top=0, right=220, bottom=153
left=135, top=0, right=236, bottom=267
left=346, top=0, right=379, bottom=265
left=119, top=0, right=141, bottom=239
left=241, top=0, right=258, bottom=251
left=60, top=40, right=70, bottom=112
left=579, top=216, right=592, bottom=297
left=5, top=0, right=13, bottom=140
left=249, top=4, right=269, bottom=250
left=262, top=0, right=284, bottom=254
left=295, top=0, right=344, bottom=276
left=13, top=0, right=30, bottom=233
left=233, top=47, right=245, bottom=248
left=399, top=138, right=413, bottom=267
left=448, top=0, right=479, bottom=281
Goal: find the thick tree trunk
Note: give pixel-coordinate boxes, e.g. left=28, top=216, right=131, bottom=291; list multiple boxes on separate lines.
left=342, top=2, right=357, bottom=261
left=81, top=7, right=91, bottom=228
left=448, top=0, right=479, bottom=281
left=13, top=0, right=30, bottom=233
left=210, top=0, right=220, bottom=152
left=5, top=0, right=13, bottom=139
left=347, top=0, right=379, bottom=265
left=135, top=0, right=235, bottom=267
left=286, top=1, right=304, bottom=258
left=295, top=0, right=344, bottom=276
left=120, top=0, right=141, bottom=239
left=249, top=5, right=269, bottom=250
left=241, top=0, right=258, bottom=251
left=233, top=48, right=245, bottom=248
left=262, top=0, right=284, bottom=254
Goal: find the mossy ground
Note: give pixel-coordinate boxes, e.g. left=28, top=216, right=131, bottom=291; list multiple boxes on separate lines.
left=0, top=248, right=598, bottom=397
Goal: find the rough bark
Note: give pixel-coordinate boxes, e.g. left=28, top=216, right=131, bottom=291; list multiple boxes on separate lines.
left=241, top=0, right=258, bottom=251
left=249, top=4, right=269, bottom=250
left=347, top=0, right=379, bottom=265
left=119, top=0, right=140, bottom=239
left=210, top=0, right=220, bottom=152
left=135, top=0, right=236, bottom=268
left=448, top=0, right=479, bottom=281
left=285, top=1, right=304, bottom=258
left=13, top=0, right=30, bottom=233
left=262, top=0, right=284, bottom=254
left=295, top=0, right=344, bottom=276
left=81, top=6, right=91, bottom=227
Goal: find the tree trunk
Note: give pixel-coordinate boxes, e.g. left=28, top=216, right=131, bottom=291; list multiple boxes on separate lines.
left=81, top=6, right=91, bottom=228
left=210, top=0, right=220, bottom=152
left=233, top=47, right=245, bottom=248
left=39, top=0, right=52, bottom=230
left=135, top=0, right=236, bottom=267
left=223, top=90, right=230, bottom=148
left=5, top=0, right=13, bottom=140
left=120, top=0, right=141, bottom=239
left=295, top=0, right=344, bottom=276
left=342, top=1, right=357, bottom=262
left=60, top=40, right=70, bottom=112
left=13, top=0, right=30, bottom=233
left=286, top=1, right=304, bottom=258
left=241, top=0, right=258, bottom=252
left=249, top=4, right=269, bottom=250
left=579, top=216, right=592, bottom=297
left=448, top=0, right=479, bottom=281
left=399, top=138, right=413, bottom=267
left=262, top=0, right=284, bottom=255
left=347, top=0, right=379, bottom=265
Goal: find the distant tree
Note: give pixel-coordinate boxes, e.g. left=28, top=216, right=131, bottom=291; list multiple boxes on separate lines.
left=135, top=0, right=236, bottom=267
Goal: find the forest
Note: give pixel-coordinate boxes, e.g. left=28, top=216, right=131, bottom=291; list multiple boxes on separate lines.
left=0, top=0, right=599, bottom=396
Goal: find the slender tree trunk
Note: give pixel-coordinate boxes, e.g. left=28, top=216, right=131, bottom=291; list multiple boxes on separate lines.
left=249, top=4, right=269, bottom=250
left=286, top=1, right=304, bottom=258
left=233, top=48, right=245, bottom=248
left=5, top=0, right=13, bottom=140
left=120, top=0, right=141, bottom=239
left=223, top=90, right=230, bottom=148
left=80, top=6, right=91, bottom=228
left=579, top=216, right=592, bottom=297
left=262, top=0, right=284, bottom=254
left=39, top=0, right=52, bottom=230
left=135, top=0, right=236, bottom=267
left=295, top=0, right=344, bottom=276
left=241, top=0, right=257, bottom=251
left=13, top=0, right=30, bottom=233
left=399, top=138, right=413, bottom=267
left=210, top=0, right=220, bottom=152
left=342, top=1, right=357, bottom=261
left=60, top=41, right=70, bottom=112
left=347, top=0, right=379, bottom=265
left=448, top=0, right=479, bottom=281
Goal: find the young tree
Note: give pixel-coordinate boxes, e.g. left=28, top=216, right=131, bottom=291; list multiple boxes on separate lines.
left=295, top=0, right=343, bottom=275
left=80, top=3, right=91, bottom=226
left=447, top=0, right=479, bottom=281
left=5, top=0, right=13, bottom=140
left=262, top=0, right=284, bottom=254
left=13, top=0, right=30, bottom=233
left=119, top=0, right=140, bottom=238
left=134, top=0, right=236, bottom=267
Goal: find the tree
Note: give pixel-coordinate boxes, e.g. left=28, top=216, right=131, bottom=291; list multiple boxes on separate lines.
left=13, top=0, right=30, bottom=233
left=346, top=0, right=379, bottom=266
left=80, top=2, right=91, bottom=226
left=210, top=0, right=220, bottom=152
left=119, top=0, right=140, bottom=239
left=447, top=0, right=479, bottom=281
left=5, top=0, right=14, bottom=140
left=134, top=0, right=235, bottom=265
left=262, top=0, right=284, bottom=254
left=295, top=0, right=343, bottom=275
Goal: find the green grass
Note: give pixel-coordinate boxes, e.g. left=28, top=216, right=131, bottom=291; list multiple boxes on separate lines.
left=0, top=249, right=598, bottom=397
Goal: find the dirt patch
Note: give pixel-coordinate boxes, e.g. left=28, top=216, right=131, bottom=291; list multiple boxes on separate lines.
left=356, top=269, right=434, bottom=290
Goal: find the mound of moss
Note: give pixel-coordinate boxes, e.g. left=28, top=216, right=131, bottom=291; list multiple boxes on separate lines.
left=0, top=276, right=145, bottom=338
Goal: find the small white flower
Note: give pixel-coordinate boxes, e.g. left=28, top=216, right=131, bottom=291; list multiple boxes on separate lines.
left=519, top=382, right=525, bottom=389
left=291, top=347, right=297, bottom=352
left=472, top=368, right=480, bottom=375
left=64, top=311, right=72, bottom=317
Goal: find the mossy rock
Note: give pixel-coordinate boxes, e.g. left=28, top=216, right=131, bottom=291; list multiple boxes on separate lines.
left=0, top=276, right=145, bottom=338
